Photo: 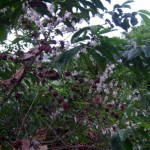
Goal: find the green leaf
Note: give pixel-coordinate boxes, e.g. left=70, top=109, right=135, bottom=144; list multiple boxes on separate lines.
left=11, top=3, right=23, bottom=27
left=139, top=10, right=150, bottom=16
left=105, top=0, right=111, bottom=3
left=72, top=36, right=90, bottom=43
left=139, top=13, right=150, bottom=27
left=91, top=0, right=105, bottom=10
left=80, top=52, right=96, bottom=74
left=57, top=45, right=83, bottom=66
left=12, top=37, right=23, bottom=44
left=118, top=129, right=128, bottom=141
left=87, top=48, right=106, bottom=73
left=1, top=145, right=12, bottom=150
left=142, top=45, right=150, bottom=57
left=96, top=46, right=115, bottom=62
left=123, top=138, right=133, bottom=150
left=0, top=25, right=7, bottom=42
left=127, top=48, right=141, bottom=60
left=122, top=0, right=134, bottom=6
left=121, top=5, right=131, bottom=9
left=71, top=27, right=90, bottom=43
left=140, top=122, right=150, bottom=129
left=111, top=133, right=123, bottom=150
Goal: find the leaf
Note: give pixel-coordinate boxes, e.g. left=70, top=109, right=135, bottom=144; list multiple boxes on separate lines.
left=105, top=0, right=111, bottom=3
left=11, top=4, right=23, bottom=27
left=0, top=25, right=7, bottom=42
left=80, top=52, right=95, bottom=74
left=71, top=27, right=90, bottom=43
left=38, top=69, right=60, bottom=80
left=130, top=17, right=138, bottom=26
left=122, top=0, right=134, bottom=6
left=118, top=129, right=128, bottom=141
left=138, top=10, right=150, bottom=16
left=121, top=5, right=131, bottom=9
left=111, top=133, right=123, bottom=150
left=140, top=122, right=150, bottom=129
left=72, top=36, right=90, bottom=43
left=91, top=0, right=105, bottom=10
left=127, top=48, right=141, bottom=60
left=20, top=47, right=42, bottom=61
left=12, top=37, right=23, bottom=44
left=87, top=48, right=106, bottom=73
left=57, top=45, right=83, bottom=66
left=123, top=138, right=133, bottom=150
left=0, top=66, right=25, bottom=89
left=96, top=46, right=115, bottom=62
left=33, top=128, right=47, bottom=141
left=1, top=145, right=12, bottom=150
left=142, top=45, right=150, bottom=57
left=139, top=13, right=150, bottom=27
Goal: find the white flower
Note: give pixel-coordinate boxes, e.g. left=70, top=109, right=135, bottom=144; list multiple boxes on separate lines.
left=104, top=96, right=108, bottom=101
left=104, top=88, right=109, bottom=94
left=102, top=129, right=106, bottom=135
left=97, top=87, right=102, bottom=92
left=47, top=3, right=55, bottom=14
left=100, top=76, right=105, bottom=82
left=47, top=23, right=53, bottom=30
left=111, top=100, right=115, bottom=105
left=127, top=95, right=132, bottom=100
left=109, top=82, right=113, bottom=88
left=81, top=47, right=87, bottom=53
left=64, top=11, right=71, bottom=19
left=64, top=41, right=70, bottom=50
left=90, top=41, right=98, bottom=47
left=71, top=21, right=76, bottom=26
left=113, top=91, right=118, bottom=97
left=79, top=19, right=84, bottom=24
left=117, top=59, right=122, bottom=64
left=126, top=121, right=130, bottom=126
left=57, top=17, right=63, bottom=23
left=74, top=116, right=77, bottom=123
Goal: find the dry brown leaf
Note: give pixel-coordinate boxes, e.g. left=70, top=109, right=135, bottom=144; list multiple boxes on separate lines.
left=38, top=70, right=60, bottom=80
left=0, top=66, right=25, bottom=88
left=21, top=47, right=41, bottom=61
left=33, top=128, right=47, bottom=141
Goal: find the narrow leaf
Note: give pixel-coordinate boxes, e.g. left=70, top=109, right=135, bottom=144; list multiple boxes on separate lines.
left=91, top=0, right=105, bottom=10
left=118, top=129, right=128, bottom=141
left=0, top=25, right=7, bottom=42
left=111, top=133, right=123, bottom=150
left=71, top=27, right=90, bottom=43
left=139, top=13, right=150, bottom=27
left=57, top=45, right=83, bottom=66
left=122, top=0, right=134, bottom=6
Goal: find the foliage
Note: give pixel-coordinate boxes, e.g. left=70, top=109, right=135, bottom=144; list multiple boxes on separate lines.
left=0, top=0, right=150, bottom=150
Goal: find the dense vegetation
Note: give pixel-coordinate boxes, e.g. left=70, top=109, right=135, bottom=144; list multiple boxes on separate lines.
left=0, top=0, right=150, bottom=149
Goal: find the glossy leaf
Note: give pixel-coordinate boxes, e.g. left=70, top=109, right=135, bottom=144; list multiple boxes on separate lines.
left=0, top=25, right=7, bottom=42
left=91, top=0, right=105, bottom=10
left=139, top=13, right=150, bottom=27
left=118, top=129, right=128, bottom=141
left=142, top=45, right=150, bottom=57
left=111, top=133, right=123, bottom=150
left=71, top=27, right=90, bottom=43
left=123, top=138, right=133, bottom=150
left=57, top=45, right=83, bottom=66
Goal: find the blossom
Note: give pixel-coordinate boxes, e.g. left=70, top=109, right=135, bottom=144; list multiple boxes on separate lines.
left=64, top=11, right=71, bottom=20
left=47, top=3, right=55, bottom=14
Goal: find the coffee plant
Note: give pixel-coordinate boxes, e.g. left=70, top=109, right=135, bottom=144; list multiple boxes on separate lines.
left=0, top=0, right=150, bottom=149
